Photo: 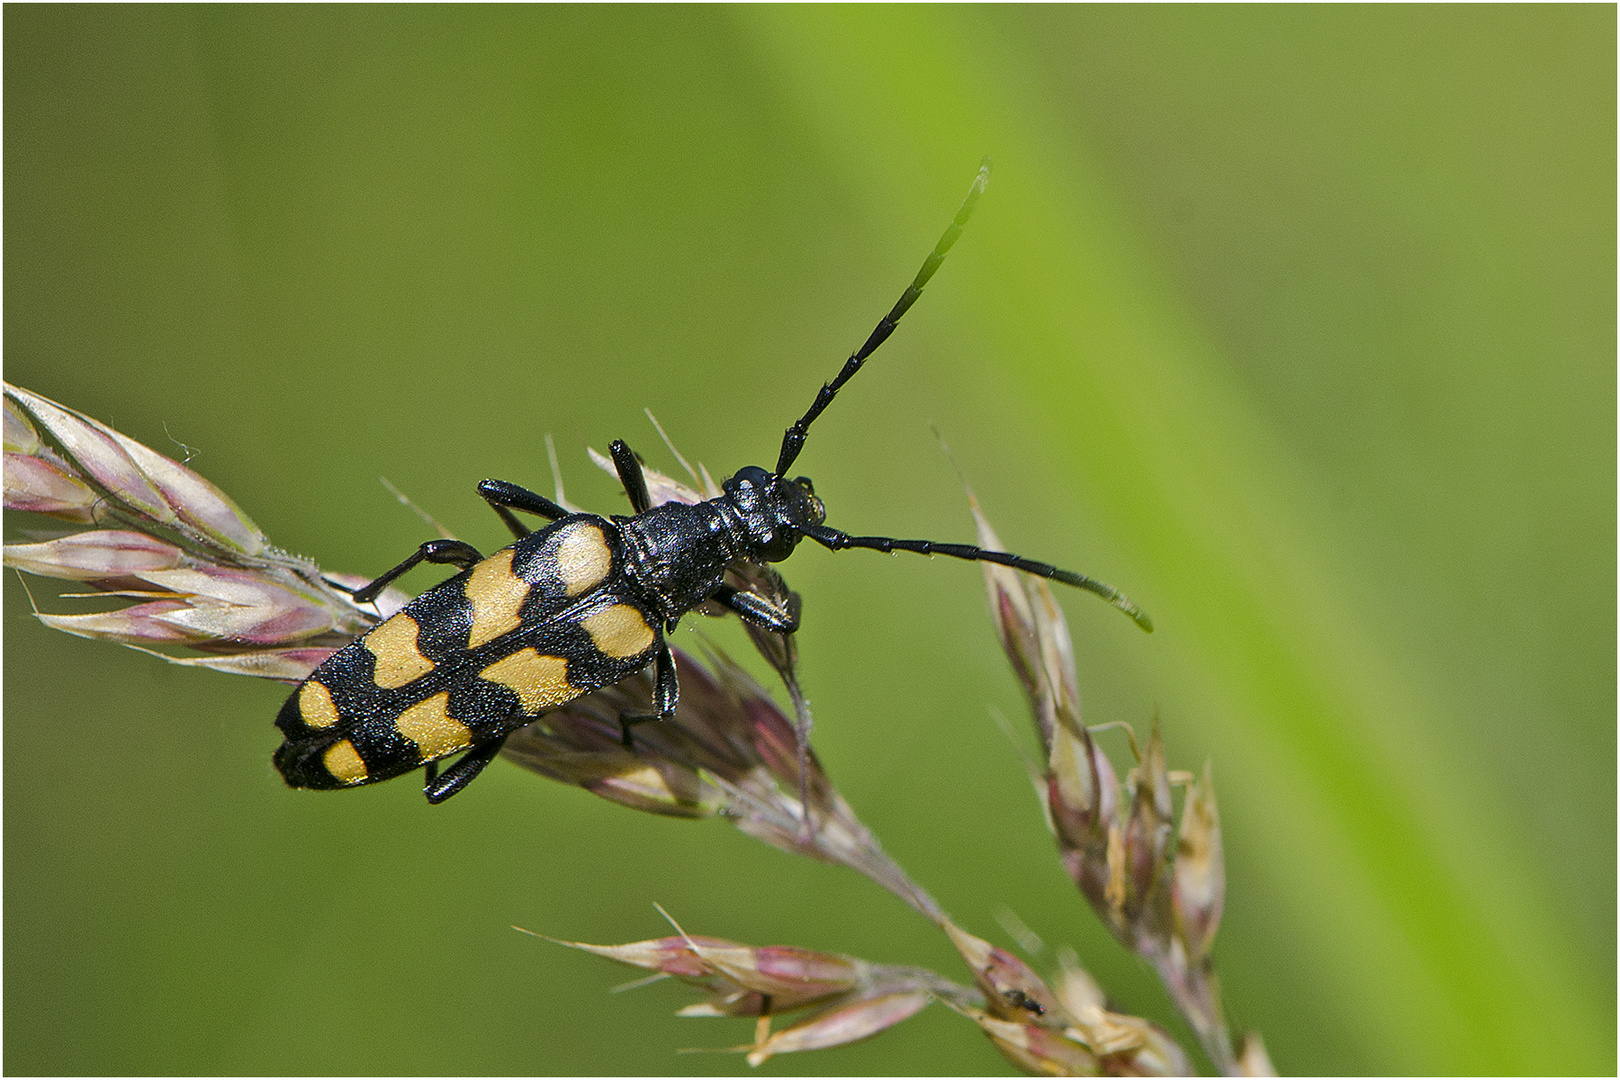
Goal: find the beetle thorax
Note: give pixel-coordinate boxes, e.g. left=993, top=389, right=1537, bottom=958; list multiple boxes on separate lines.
left=614, top=500, right=735, bottom=622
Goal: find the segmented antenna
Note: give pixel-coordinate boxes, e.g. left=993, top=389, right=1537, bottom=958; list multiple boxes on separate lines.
left=775, top=158, right=991, bottom=476
left=801, top=523, right=1153, bottom=632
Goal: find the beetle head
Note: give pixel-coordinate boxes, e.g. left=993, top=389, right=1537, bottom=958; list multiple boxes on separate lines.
left=723, top=466, right=826, bottom=562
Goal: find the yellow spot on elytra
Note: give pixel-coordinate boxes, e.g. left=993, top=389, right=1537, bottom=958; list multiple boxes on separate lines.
left=298, top=679, right=340, bottom=728
left=479, top=649, right=576, bottom=715
left=364, top=614, right=435, bottom=689
left=393, top=692, right=473, bottom=761
left=555, top=522, right=612, bottom=597
left=464, top=549, right=528, bottom=649
left=322, top=739, right=368, bottom=784
left=581, top=603, right=655, bottom=659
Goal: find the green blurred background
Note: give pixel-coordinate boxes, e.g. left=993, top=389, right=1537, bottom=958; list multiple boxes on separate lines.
left=5, top=7, right=1612, bottom=1075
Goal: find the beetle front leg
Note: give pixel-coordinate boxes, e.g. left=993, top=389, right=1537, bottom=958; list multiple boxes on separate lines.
left=713, top=583, right=799, bottom=634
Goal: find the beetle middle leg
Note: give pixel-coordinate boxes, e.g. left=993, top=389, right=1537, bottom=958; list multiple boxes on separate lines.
left=619, top=638, right=678, bottom=748
left=609, top=439, right=652, bottom=515
left=477, top=478, right=569, bottom=540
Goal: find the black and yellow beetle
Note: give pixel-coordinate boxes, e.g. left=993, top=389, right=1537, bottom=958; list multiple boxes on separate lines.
left=272, top=163, right=1151, bottom=803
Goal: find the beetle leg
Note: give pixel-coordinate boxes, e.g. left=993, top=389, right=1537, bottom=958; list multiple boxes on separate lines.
left=478, top=479, right=569, bottom=540
left=340, top=539, right=484, bottom=605
left=713, top=583, right=799, bottom=634
left=609, top=439, right=653, bottom=515
left=650, top=640, right=679, bottom=714
left=423, top=735, right=509, bottom=804
left=618, top=639, right=678, bottom=748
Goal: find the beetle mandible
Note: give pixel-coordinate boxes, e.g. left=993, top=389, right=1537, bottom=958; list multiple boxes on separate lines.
left=272, top=162, right=1151, bottom=803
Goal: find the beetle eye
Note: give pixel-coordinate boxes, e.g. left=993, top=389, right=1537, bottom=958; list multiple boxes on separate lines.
left=793, top=476, right=815, bottom=495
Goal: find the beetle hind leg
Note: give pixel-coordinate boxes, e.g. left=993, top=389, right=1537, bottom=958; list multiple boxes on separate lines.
left=331, top=539, right=484, bottom=606
left=422, top=736, right=509, bottom=804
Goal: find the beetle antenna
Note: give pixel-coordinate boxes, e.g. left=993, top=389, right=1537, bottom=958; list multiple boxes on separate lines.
left=799, top=522, right=1153, bottom=632
left=775, top=158, right=990, bottom=476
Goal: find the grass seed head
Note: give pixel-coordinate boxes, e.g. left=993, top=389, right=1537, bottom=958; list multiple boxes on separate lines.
left=5, top=383, right=267, bottom=554
left=5, top=383, right=388, bottom=678
left=541, top=924, right=946, bottom=1066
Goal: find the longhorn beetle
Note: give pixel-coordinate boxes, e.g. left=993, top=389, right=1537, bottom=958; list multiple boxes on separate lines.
left=273, top=162, right=1151, bottom=803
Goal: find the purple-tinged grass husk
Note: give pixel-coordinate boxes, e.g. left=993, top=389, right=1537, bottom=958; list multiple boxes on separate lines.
left=1173, top=763, right=1225, bottom=965
left=739, top=988, right=934, bottom=1067
left=499, top=642, right=947, bottom=925
left=940, top=919, right=1191, bottom=1076
left=534, top=920, right=959, bottom=1066
left=5, top=383, right=267, bottom=555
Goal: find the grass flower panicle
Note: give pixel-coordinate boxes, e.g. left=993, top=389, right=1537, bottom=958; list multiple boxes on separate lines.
left=7, top=383, right=1268, bottom=1074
